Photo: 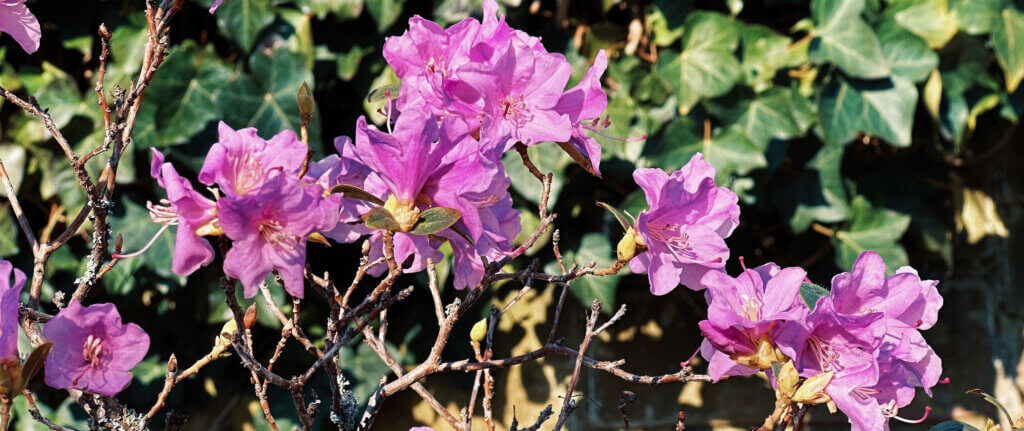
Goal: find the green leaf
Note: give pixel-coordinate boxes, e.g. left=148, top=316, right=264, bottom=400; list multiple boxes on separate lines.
left=297, top=0, right=362, bottom=20
left=648, top=121, right=766, bottom=183
left=138, top=41, right=233, bottom=147
left=991, top=7, right=1024, bottom=91
left=366, top=82, right=402, bottom=103
left=717, top=87, right=803, bottom=150
left=363, top=66, right=400, bottom=125
left=926, top=421, right=981, bottom=431
left=773, top=143, right=850, bottom=233
left=19, top=62, right=85, bottom=131
left=953, top=0, right=1004, bottom=35
left=739, top=23, right=795, bottom=88
left=367, top=0, right=407, bottom=33
left=502, top=144, right=569, bottom=208
left=362, top=207, right=401, bottom=231
left=409, top=207, right=462, bottom=235
left=0, top=145, right=26, bottom=198
left=220, top=48, right=321, bottom=145
left=799, top=282, right=830, bottom=310
left=14, top=342, right=52, bottom=394
left=809, top=0, right=890, bottom=78
left=330, top=184, right=384, bottom=205
left=336, top=45, right=372, bottom=81
left=0, top=209, right=20, bottom=257
left=108, top=197, right=180, bottom=284
left=832, top=196, right=911, bottom=274
left=893, top=0, right=959, bottom=48
left=595, top=202, right=634, bottom=232
left=546, top=233, right=620, bottom=314
left=216, top=0, right=275, bottom=51
left=877, top=19, right=939, bottom=83
left=655, top=12, right=741, bottom=114
left=818, top=74, right=917, bottom=146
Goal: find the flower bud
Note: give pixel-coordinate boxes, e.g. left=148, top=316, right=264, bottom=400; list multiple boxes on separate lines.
left=791, top=370, right=833, bottom=405
left=616, top=228, right=644, bottom=262
left=243, top=303, right=258, bottom=329
left=297, top=82, right=315, bottom=117
left=470, top=318, right=488, bottom=343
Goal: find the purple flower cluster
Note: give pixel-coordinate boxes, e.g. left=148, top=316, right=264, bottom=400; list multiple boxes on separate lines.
left=698, top=251, right=943, bottom=430
left=148, top=0, right=614, bottom=293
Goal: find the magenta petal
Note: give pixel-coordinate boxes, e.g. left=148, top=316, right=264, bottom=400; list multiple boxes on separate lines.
left=0, top=1, right=40, bottom=54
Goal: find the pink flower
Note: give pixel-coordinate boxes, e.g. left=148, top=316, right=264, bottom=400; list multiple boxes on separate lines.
left=148, top=149, right=219, bottom=276
left=209, top=0, right=224, bottom=13
left=0, top=1, right=40, bottom=54
left=0, top=259, right=25, bottom=361
left=218, top=172, right=339, bottom=298
left=199, top=122, right=307, bottom=198
left=628, top=154, right=740, bottom=294
left=43, top=300, right=149, bottom=397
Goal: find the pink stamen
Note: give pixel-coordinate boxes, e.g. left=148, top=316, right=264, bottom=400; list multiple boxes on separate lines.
left=680, top=344, right=702, bottom=368
left=939, top=377, right=950, bottom=384
left=889, top=406, right=931, bottom=424
left=111, top=224, right=171, bottom=259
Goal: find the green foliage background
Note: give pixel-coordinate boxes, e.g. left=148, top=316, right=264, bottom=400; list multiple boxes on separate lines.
left=0, top=0, right=1020, bottom=428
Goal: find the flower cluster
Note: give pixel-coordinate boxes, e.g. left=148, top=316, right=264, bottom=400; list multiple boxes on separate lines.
left=696, top=252, right=943, bottom=430
left=147, top=0, right=615, bottom=293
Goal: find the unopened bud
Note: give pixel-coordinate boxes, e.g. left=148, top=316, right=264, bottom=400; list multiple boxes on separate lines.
left=470, top=318, right=488, bottom=343
left=168, top=354, right=178, bottom=373
left=791, top=370, right=833, bottom=405
left=297, top=82, right=315, bottom=117
left=243, top=303, right=258, bottom=329
left=114, top=233, right=123, bottom=251
left=616, top=228, right=639, bottom=262
left=215, top=318, right=238, bottom=350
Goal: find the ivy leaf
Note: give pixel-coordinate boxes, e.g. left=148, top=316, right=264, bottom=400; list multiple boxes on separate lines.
left=893, top=0, right=959, bottom=49
left=545, top=233, right=620, bottom=314
left=716, top=87, right=803, bottom=150
left=818, top=74, right=917, bottom=147
left=739, top=23, right=795, bottom=88
left=409, top=207, right=461, bottom=235
left=139, top=41, right=233, bottom=147
left=799, top=282, right=830, bottom=311
left=296, top=0, right=362, bottom=20
left=809, top=0, right=890, bottom=79
left=773, top=144, right=850, bottom=233
left=362, top=207, right=401, bottom=231
left=220, top=48, right=321, bottom=145
left=367, top=0, right=406, bottom=33
left=0, top=210, right=19, bottom=257
left=108, top=197, right=180, bottom=285
left=877, top=19, right=939, bottom=83
left=953, top=0, right=1004, bottom=35
left=216, top=0, right=275, bottom=52
left=832, top=196, right=911, bottom=274
left=672, top=123, right=766, bottom=183
left=991, top=7, right=1024, bottom=92
left=502, top=144, right=569, bottom=208
left=329, top=184, right=384, bottom=205
left=655, top=11, right=741, bottom=114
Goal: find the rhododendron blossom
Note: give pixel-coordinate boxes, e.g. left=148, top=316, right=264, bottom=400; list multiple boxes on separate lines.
left=0, top=0, right=40, bottom=54
left=0, top=259, right=24, bottom=363
left=627, top=154, right=740, bottom=294
left=219, top=172, right=339, bottom=298
left=338, top=110, right=519, bottom=288
left=199, top=122, right=307, bottom=198
left=698, top=262, right=807, bottom=381
left=43, top=300, right=149, bottom=397
left=148, top=149, right=219, bottom=277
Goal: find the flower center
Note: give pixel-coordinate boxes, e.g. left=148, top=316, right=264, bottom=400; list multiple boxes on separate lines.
left=259, top=219, right=299, bottom=250
left=499, top=94, right=530, bottom=125
left=384, top=194, right=421, bottom=232
left=82, top=334, right=103, bottom=367
left=740, top=294, right=762, bottom=321
left=425, top=56, right=447, bottom=77
left=645, top=222, right=701, bottom=261
left=807, top=336, right=842, bottom=373
left=231, top=152, right=265, bottom=196
left=147, top=200, right=179, bottom=226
